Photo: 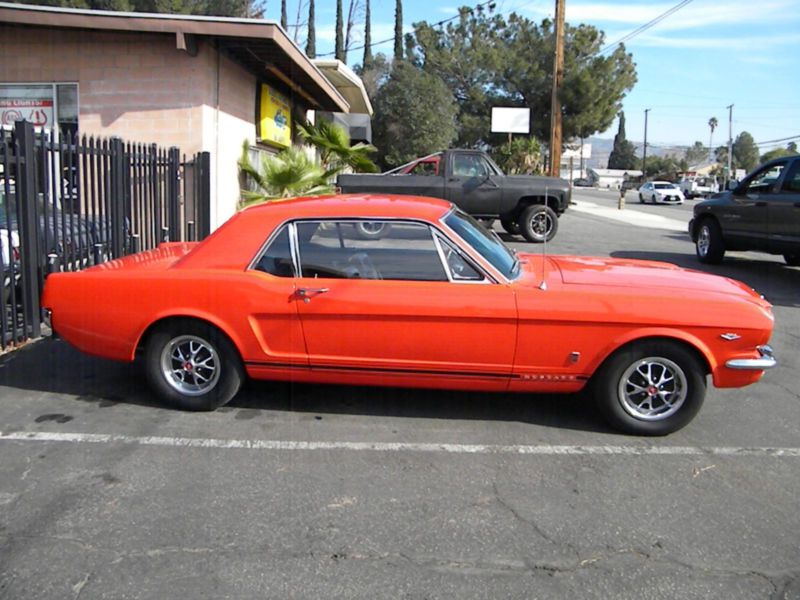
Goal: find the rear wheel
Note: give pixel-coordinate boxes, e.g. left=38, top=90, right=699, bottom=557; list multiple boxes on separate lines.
left=519, top=205, right=558, bottom=243
left=592, top=340, right=706, bottom=436
left=784, top=254, right=800, bottom=267
left=353, top=222, right=391, bottom=240
left=695, top=218, right=725, bottom=264
left=144, top=320, right=244, bottom=411
left=500, top=218, right=521, bottom=236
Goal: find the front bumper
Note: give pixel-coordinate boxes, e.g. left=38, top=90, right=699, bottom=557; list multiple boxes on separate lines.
left=725, top=345, right=777, bottom=370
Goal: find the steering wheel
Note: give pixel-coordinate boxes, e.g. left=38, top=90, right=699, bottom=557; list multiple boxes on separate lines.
left=346, top=252, right=381, bottom=279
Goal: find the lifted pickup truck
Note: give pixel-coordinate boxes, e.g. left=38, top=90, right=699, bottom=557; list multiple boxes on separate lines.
left=337, top=150, right=570, bottom=242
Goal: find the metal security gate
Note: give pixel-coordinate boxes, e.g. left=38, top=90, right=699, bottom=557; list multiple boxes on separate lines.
left=0, top=120, right=210, bottom=349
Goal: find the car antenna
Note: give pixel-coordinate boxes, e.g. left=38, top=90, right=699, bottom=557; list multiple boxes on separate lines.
left=539, top=187, right=548, bottom=291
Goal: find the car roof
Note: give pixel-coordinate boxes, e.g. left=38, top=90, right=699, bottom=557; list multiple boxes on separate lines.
left=240, top=193, right=453, bottom=221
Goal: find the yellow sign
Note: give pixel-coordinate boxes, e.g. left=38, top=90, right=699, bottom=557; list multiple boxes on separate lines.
left=258, top=84, right=292, bottom=149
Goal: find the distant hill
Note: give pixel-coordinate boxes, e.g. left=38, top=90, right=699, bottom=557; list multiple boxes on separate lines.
left=585, top=137, right=690, bottom=169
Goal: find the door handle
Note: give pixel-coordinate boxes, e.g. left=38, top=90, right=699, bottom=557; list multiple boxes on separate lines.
left=296, top=287, right=329, bottom=303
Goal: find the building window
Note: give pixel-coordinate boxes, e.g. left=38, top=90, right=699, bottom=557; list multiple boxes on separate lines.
left=0, top=83, right=79, bottom=139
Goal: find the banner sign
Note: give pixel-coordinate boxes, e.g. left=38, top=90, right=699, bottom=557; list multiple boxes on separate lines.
left=258, top=84, right=292, bottom=149
left=0, top=98, right=54, bottom=127
left=491, top=107, right=530, bottom=134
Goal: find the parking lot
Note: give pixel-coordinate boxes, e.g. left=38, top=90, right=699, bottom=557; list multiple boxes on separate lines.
left=1, top=188, right=799, bottom=599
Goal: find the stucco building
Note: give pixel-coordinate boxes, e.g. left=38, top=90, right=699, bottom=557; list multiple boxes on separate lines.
left=0, top=3, right=368, bottom=227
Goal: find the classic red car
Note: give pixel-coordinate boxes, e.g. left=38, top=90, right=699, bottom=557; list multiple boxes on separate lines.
left=41, top=194, right=776, bottom=435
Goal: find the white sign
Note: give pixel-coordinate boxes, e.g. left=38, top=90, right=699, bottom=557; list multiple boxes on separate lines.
left=491, top=107, right=530, bottom=134
left=0, top=98, right=53, bottom=128
left=562, top=144, right=592, bottom=160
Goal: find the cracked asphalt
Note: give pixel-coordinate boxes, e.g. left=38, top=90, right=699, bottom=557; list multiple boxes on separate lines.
left=1, top=188, right=799, bottom=599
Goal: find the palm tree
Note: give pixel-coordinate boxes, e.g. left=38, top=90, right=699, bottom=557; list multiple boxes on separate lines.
left=297, top=119, right=379, bottom=176
left=708, top=117, right=718, bottom=161
left=238, top=143, right=333, bottom=208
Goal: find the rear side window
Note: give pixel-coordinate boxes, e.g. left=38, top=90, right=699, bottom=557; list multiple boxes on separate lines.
left=254, top=225, right=294, bottom=277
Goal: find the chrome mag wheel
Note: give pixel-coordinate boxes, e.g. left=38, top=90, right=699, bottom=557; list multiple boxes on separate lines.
left=160, top=334, right=221, bottom=396
left=617, top=357, right=687, bottom=421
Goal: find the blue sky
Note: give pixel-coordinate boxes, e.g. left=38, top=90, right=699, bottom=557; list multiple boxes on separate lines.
left=283, top=0, right=800, bottom=152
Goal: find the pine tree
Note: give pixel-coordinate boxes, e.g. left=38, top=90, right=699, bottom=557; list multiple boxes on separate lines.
left=363, top=0, right=372, bottom=67
left=607, top=111, right=638, bottom=170
left=305, top=0, right=316, bottom=57
left=335, top=0, right=345, bottom=62
left=393, top=0, right=403, bottom=61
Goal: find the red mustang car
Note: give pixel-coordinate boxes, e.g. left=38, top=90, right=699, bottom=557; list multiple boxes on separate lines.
left=41, top=194, right=776, bottom=435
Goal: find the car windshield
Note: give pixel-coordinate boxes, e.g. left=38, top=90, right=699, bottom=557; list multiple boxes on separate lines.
left=654, top=183, right=676, bottom=189
left=443, top=209, right=518, bottom=279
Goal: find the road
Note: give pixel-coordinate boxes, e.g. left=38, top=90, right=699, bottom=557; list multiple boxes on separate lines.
left=0, top=189, right=798, bottom=599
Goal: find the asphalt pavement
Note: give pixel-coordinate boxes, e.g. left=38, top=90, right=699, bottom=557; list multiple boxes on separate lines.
left=1, top=188, right=798, bottom=599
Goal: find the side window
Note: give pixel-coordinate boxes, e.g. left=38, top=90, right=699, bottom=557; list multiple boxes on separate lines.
left=781, top=161, right=800, bottom=193
left=746, top=163, right=785, bottom=194
left=296, top=220, right=448, bottom=281
left=437, top=235, right=484, bottom=282
left=453, top=155, right=485, bottom=177
left=253, top=225, right=294, bottom=277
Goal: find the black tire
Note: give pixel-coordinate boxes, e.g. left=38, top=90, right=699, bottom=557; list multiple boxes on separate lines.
left=695, top=218, right=725, bottom=264
left=144, top=320, right=244, bottom=411
left=592, top=340, right=706, bottom=436
left=784, top=254, right=800, bottom=267
left=519, top=205, right=558, bottom=243
left=500, top=218, right=521, bottom=236
left=638, top=193, right=644, bottom=204
left=477, top=218, right=495, bottom=230
left=353, top=222, right=391, bottom=240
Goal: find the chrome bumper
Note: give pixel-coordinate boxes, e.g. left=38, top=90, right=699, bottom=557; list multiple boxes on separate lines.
left=725, top=345, right=777, bottom=370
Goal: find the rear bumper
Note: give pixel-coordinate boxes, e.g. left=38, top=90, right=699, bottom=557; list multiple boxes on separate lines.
left=725, top=345, right=777, bottom=370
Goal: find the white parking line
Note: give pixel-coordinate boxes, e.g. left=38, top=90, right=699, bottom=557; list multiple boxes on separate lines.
left=2, top=431, right=800, bottom=457
left=571, top=199, right=688, bottom=232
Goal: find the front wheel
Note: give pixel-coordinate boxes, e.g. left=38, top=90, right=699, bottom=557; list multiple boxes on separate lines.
left=144, top=320, right=244, bottom=411
left=353, top=222, right=391, bottom=240
left=695, top=218, right=725, bottom=264
left=592, top=340, right=706, bottom=435
left=519, top=205, right=558, bottom=243
left=638, top=193, right=644, bottom=204
left=500, top=218, right=521, bottom=236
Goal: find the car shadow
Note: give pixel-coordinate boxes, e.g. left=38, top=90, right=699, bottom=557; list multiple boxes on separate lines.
left=1, top=338, right=612, bottom=435
left=610, top=250, right=799, bottom=308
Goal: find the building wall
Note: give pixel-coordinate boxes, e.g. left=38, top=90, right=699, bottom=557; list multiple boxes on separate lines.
left=0, top=23, right=258, bottom=228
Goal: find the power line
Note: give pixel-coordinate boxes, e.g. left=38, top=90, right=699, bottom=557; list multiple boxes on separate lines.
left=754, top=134, right=800, bottom=147
left=595, top=0, right=695, bottom=56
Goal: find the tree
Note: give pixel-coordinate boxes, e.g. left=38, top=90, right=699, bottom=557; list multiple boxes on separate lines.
left=297, top=119, right=379, bottom=175
left=733, top=131, right=759, bottom=172
left=641, top=155, right=685, bottom=179
left=490, top=137, right=544, bottom=175
left=238, top=143, right=333, bottom=207
left=760, top=145, right=798, bottom=164
left=685, top=141, right=708, bottom=166
left=394, top=0, right=403, bottom=61
left=354, top=52, right=391, bottom=100
left=305, top=0, right=316, bottom=58
left=17, top=0, right=266, bottom=17
left=412, top=10, right=636, bottom=148
left=371, top=62, right=458, bottom=168
left=362, top=0, right=373, bottom=67
left=708, top=117, right=718, bottom=156
left=607, top=112, right=637, bottom=170
left=789, top=142, right=798, bottom=153
left=335, top=0, right=345, bottom=62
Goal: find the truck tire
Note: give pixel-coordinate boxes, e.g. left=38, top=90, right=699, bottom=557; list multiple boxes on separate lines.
left=520, top=205, right=558, bottom=243
left=500, top=218, right=520, bottom=236
left=695, top=218, right=725, bottom=264
left=353, top=222, right=391, bottom=240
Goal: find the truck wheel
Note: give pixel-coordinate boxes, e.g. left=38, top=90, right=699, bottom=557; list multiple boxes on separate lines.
left=520, top=205, right=558, bottom=243
left=500, top=218, right=520, bottom=236
left=695, top=218, right=725, bottom=264
left=353, top=222, right=391, bottom=240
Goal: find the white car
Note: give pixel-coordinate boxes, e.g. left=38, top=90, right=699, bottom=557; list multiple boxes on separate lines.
left=638, top=181, right=685, bottom=204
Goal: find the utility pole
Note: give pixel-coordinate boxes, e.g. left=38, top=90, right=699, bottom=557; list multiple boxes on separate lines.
left=642, top=108, right=650, bottom=178
left=548, top=0, right=565, bottom=177
left=726, top=104, right=734, bottom=187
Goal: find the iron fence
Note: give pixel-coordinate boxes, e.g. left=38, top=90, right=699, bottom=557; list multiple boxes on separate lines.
left=0, top=120, right=210, bottom=349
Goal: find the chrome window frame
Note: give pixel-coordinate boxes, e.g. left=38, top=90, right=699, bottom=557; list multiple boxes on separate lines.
left=432, top=231, right=488, bottom=284
left=247, top=216, right=499, bottom=284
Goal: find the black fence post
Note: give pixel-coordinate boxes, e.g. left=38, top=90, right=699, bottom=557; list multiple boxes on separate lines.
left=197, top=151, right=211, bottom=239
left=167, top=147, right=180, bottom=242
left=110, top=137, right=126, bottom=258
left=14, top=121, right=41, bottom=339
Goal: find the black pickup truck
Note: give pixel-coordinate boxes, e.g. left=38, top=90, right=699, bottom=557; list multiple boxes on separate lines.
left=337, top=150, right=570, bottom=242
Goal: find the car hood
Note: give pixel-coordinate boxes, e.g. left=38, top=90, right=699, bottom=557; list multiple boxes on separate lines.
left=519, top=254, right=768, bottom=304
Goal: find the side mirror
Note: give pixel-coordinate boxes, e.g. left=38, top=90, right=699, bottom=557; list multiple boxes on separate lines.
left=726, top=180, right=739, bottom=191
